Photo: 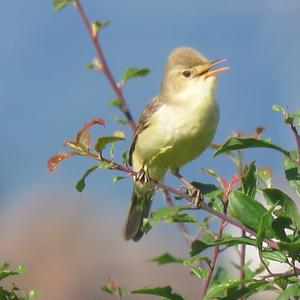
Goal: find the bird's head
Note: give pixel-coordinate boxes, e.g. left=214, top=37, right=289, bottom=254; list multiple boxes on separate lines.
left=160, top=47, right=228, bottom=100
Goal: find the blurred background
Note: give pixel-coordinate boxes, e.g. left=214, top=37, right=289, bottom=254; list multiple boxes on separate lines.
left=1, top=0, right=300, bottom=299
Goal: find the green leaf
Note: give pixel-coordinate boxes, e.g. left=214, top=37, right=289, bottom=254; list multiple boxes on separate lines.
left=271, top=216, right=292, bottom=242
left=263, top=188, right=300, bottom=231
left=229, top=191, right=273, bottom=235
left=150, top=253, right=183, bottom=265
left=122, top=67, right=150, bottom=83
left=284, top=151, right=300, bottom=196
left=242, top=161, right=257, bottom=198
left=277, top=282, right=300, bottom=300
left=0, top=263, right=25, bottom=280
left=112, top=176, right=126, bottom=184
left=214, top=137, right=289, bottom=157
left=108, top=98, right=123, bottom=108
left=85, top=63, right=95, bottom=70
left=150, top=253, right=208, bottom=279
left=261, top=250, right=287, bottom=263
left=94, top=134, right=124, bottom=153
left=76, top=165, right=99, bottom=192
left=257, top=166, right=272, bottom=188
left=190, top=267, right=208, bottom=279
left=220, top=280, right=271, bottom=300
left=169, top=214, right=197, bottom=223
left=111, top=114, right=128, bottom=125
left=191, top=236, right=256, bottom=256
left=91, top=19, right=111, bottom=36
left=122, top=150, right=128, bottom=163
left=272, top=105, right=285, bottom=113
left=101, top=282, right=127, bottom=297
left=208, top=197, right=224, bottom=213
left=278, top=241, right=300, bottom=261
left=85, top=58, right=102, bottom=71
left=27, top=290, right=42, bottom=300
left=76, top=161, right=112, bottom=192
left=145, top=206, right=197, bottom=233
left=150, top=206, right=195, bottom=225
left=242, top=263, right=265, bottom=280
left=53, top=0, right=73, bottom=11
left=291, top=109, right=300, bottom=126
left=212, top=266, right=228, bottom=284
left=257, top=205, right=276, bottom=256
left=131, top=286, right=185, bottom=300
left=275, top=277, right=288, bottom=291
left=183, top=256, right=210, bottom=267
left=205, top=278, right=260, bottom=299
left=201, top=168, right=220, bottom=179
left=191, top=182, right=222, bottom=200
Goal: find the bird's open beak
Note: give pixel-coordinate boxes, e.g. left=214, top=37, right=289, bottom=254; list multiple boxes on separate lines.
left=195, top=59, right=229, bottom=78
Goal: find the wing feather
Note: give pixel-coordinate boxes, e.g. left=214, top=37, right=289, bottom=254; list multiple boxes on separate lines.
left=129, top=96, right=163, bottom=166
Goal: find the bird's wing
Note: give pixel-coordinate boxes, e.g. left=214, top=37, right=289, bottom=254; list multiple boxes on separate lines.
left=129, top=96, right=163, bottom=166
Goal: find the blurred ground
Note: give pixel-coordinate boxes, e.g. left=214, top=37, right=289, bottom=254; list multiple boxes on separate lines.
left=0, top=189, right=205, bottom=300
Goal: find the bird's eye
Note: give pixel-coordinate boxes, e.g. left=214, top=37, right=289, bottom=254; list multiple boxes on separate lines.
left=182, top=70, right=192, bottom=78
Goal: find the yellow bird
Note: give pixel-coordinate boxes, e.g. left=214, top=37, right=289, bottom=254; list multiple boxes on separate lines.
left=123, top=47, right=228, bottom=241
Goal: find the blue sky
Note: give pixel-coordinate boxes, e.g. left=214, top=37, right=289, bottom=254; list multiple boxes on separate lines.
left=1, top=0, right=300, bottom=217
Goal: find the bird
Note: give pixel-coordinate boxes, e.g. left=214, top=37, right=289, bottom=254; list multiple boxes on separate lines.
left=123, top=47, right=228, bottom=241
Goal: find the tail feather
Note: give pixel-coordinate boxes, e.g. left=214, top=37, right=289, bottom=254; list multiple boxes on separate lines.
left=123, top=187, right=154, bottom=241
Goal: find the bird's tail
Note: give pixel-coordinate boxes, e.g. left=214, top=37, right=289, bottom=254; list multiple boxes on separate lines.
left=123, top=183, right=154, bottom=241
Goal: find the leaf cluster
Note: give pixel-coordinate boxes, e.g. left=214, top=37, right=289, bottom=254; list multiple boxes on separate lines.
left=0, top=263, right=39, bottom=300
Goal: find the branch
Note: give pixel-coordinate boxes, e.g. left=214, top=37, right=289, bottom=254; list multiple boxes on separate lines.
left=163, top=191, right=193, bottom=247
left=82, top=149, right=279, bottom=250
left=291, top=123, right=300, bottom=157
left=200, top=219, right=227, bottom=300
left=240, top=230, right=246, bottom=281
left=261, top=267, right=300, bottom=279
left=73, top=0, right=136, bottom=131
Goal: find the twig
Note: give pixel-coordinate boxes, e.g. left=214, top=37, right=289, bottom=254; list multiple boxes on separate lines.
left=200, top=219, right=227, bottom=300
left=73, top=0, right=136, bottom=131
left=163, top=190, right=192, bottom=247
left=173, top=169, right=195, bottom=191
left=240, top=230, right=246, bottom=281
left=291, top=123, right=300, bottom=158
left=261, top=267, right=300, bottom=279
left=84, top=148, right=279, bottom=250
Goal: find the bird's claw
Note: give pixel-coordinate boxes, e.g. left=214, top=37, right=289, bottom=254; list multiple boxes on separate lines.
left=178, top=185, right=203, bottom=207
left=134, top=168, right=151, bottom=184
left=188, top=187, right=204, bottom=208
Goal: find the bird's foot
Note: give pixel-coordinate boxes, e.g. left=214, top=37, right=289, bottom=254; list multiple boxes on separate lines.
left=189, top=188, right=203, bottom=208
left=173, top=169, right=203, bottom=208
left=134, top=168, right=151, bottom=184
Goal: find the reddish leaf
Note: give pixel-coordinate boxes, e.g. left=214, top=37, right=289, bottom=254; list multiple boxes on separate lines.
left=47, top=151, right=79, bottom=172
left=252, top=126, right=265, bottom=139
left=76, top=118, right=105, bottom=148
left=77, top=130, right=91, bottom=149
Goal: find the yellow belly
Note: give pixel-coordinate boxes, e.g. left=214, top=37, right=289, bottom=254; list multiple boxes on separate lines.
left=133, top=93, right=219, bottom=177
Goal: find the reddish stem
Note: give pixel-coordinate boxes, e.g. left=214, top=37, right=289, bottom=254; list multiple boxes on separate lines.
left=73, top=0, right=136, bottom=131
left=163, top=191, right=192, bottom=247
left=291, top=123, right=300, bottom=160
left=200, top=219, right=227, bottom=300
